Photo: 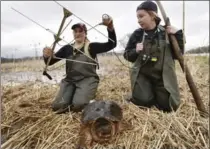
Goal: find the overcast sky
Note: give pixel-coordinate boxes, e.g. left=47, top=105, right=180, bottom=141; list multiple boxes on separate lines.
left=1, top=1, right=209, bottom=58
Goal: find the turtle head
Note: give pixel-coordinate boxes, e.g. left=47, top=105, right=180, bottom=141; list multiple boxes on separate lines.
left=94, top=118, right=112, bottom=138
left=91, top=117, right=117, bottom=142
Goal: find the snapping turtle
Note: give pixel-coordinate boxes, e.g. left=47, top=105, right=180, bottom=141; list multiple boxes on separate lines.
left=77, top=100, right=123, bottom=149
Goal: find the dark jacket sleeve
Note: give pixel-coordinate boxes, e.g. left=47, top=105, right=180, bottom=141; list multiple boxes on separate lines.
left=43, top=45, right=72, bottom=66
left=170, top=29, right=186, bottom=59
left=123, top=29, right=142, bottom=63
left=88, top=28, right=117, bottom=57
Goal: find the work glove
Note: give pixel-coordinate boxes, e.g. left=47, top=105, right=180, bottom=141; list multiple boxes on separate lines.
left=101, top=14, right=114, bottom=30
left=43, top=47, right=53, bottom=58
left=166, top=26, right=179, bottom=34
left=136, top=43, right=144, bottom=53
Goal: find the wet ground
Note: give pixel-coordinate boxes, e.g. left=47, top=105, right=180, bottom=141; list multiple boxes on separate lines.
left=1, top=68, right=108, bottom=86
left=1, top=70, right=63, bottom=86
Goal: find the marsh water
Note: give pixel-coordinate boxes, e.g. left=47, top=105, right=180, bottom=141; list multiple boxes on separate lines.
left=1, top=68, right=109, bottom=86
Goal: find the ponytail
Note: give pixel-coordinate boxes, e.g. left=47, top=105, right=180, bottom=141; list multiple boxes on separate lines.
left=147, top=11, right=161, bottom=25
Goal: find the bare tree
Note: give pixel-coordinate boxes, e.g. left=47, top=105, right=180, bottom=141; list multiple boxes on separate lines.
left=118, top=33, right=132, bottom=49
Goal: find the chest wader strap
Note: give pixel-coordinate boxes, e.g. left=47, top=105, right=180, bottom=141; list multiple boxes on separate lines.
left=84, top=40, right=100, bottom=69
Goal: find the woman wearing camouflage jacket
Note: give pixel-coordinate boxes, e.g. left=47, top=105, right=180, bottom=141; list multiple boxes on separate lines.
left=124, top=1, right=185, bottom=112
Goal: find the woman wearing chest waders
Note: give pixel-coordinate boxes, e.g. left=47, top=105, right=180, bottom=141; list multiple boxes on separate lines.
left=123, top=1, right=185, bottom=112
left=42, top=16, right=117, bottom=114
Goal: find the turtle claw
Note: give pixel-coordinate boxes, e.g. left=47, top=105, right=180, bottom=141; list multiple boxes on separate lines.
left=76, top=145, right=86, bottom=149
left=76, top=144, right=92, bottom=149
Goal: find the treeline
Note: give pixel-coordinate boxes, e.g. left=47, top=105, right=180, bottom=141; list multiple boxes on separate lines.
left=186, top=45, right=209, bottom=54
left=1, top=45, right=209, bottom=63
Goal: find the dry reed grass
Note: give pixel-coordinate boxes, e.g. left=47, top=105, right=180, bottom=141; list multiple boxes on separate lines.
left=1, top=55, right=209, bottom=149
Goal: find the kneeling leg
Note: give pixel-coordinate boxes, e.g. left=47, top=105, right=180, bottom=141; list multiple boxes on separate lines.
left=154, top=80, right=172, bottom=112
left=131, top=74, right=156, bottom=108
left=71, top=77, right=99, bottom=112
left=52, top=79, right=76, bottom=113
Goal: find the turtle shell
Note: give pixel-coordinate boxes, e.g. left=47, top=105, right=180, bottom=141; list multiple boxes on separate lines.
left=81, top=100, right=123, bottom=125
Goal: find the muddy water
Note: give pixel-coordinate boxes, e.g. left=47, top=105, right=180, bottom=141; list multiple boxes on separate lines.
left=1, top=68, right=108, bottom=86
left=1, top=71, right=63, bottom=86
